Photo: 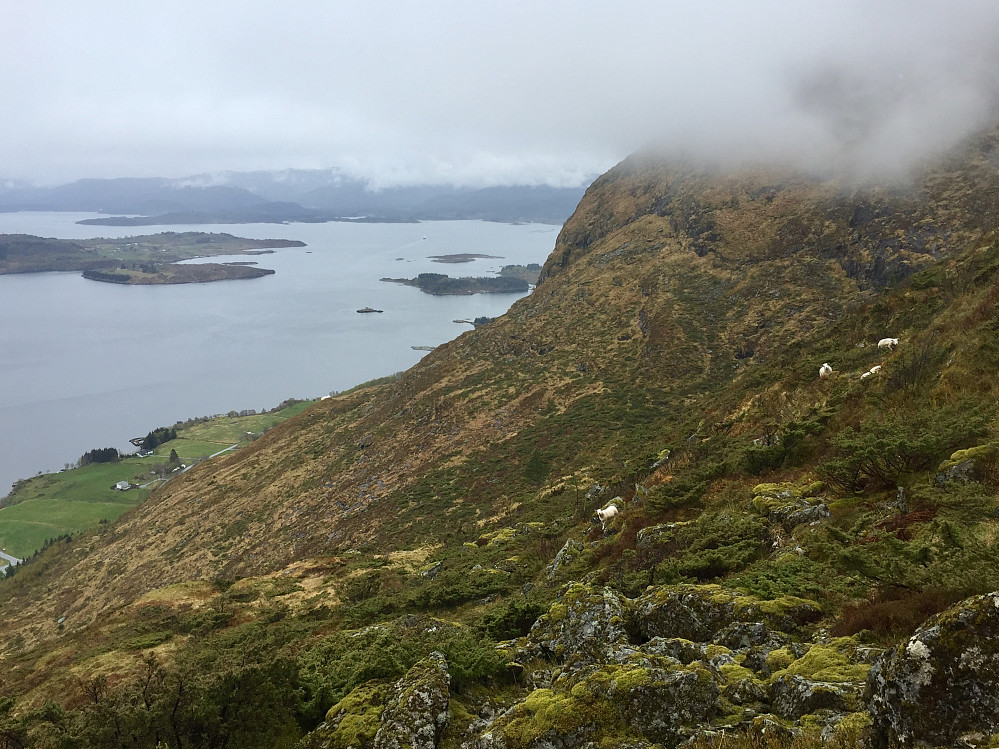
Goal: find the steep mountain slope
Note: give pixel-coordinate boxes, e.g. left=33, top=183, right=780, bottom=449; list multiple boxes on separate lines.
left=4, top=127, right=999, bottom=747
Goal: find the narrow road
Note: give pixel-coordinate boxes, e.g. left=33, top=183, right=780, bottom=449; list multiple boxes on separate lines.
left=0, top=551, right=23, bottom=567
left=136, top=444, right=241, bottom=487
left=207, top=444, right=239, bottom=459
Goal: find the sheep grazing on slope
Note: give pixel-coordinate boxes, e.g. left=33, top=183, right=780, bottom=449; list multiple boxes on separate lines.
left=860, top=364, right=883, bottom=381
left=878, top=337, right=899, bottom=350
left=596, top=504, right=619, bottom=526
left=819, top=363, right=833, bottom=379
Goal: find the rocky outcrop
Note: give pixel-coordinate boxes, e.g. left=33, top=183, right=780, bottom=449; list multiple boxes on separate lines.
left=867, top=591, right=999, bottom=747
left=633, top=584, right=822, bottom=642
left=487, top=581, right=875, bottom=747
left=934, top=443, right=999, bottom=486
left=521, top=583, right=631, bottom=668
left=374, top=652, right=452, bottom=749
left=546, top=539, right=583, bottom=580
left=305, top=653, right=451, bottom=749
left=476, top=659, right=719, bottom=749
left=750, top=482, right=829, bottom=532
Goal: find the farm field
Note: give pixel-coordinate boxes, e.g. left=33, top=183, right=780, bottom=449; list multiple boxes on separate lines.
left=0, top=399, right=315, bottom=560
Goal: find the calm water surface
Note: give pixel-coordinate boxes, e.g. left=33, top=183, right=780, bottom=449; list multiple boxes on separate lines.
left=0, top=213, right=560, bottom=496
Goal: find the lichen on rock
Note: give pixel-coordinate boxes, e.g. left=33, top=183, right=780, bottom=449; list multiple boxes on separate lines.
left=373, top=651, right=451, bottom=749
left=521, top=583, right=632, bottom=667
left=867, top=591, right=999, bottom=747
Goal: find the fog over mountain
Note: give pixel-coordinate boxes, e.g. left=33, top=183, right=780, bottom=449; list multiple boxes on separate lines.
left=2, top=1, right=999, bottom=187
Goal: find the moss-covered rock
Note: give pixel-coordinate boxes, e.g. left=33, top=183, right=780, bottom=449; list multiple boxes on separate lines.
left=935, top=442, right=999, bottom=486
left=373, top=651, right=451, bottom=749
left=724, top=677, right=769, bottom=708
left=769, top=674, right=852, bottom=719
left=636, top=521, right=691, bottom=548
left=546, top=539, right=583, bottom=580
left=476, top=659, right=719, bottom=748
left=751, top=482, right=829, bottom=532
left=770, top=638, right=871, bottom=684
left=633, top=584, right=821, bottom=643
left=305, top=680, right=393, bottom=749
left=867, top=591, right=999, bottom=747
left=523, top=583, right=631, bottom=667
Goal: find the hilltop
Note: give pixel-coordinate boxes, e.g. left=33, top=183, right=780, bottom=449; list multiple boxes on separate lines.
left=3, top=127, right=999, bottom=747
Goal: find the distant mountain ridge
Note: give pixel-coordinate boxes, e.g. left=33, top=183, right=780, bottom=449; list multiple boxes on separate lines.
left=0, top=170, right=588, bottom=224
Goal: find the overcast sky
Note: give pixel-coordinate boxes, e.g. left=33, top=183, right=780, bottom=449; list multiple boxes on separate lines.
left=3, top=0, right=999, bottom=187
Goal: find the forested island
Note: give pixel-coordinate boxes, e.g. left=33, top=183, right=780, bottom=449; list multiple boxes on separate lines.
left=380, top=271, right=529, bottom=295
left=0, top=231, right=301, bottom=283
left=382, top=263, right=541, bottom=295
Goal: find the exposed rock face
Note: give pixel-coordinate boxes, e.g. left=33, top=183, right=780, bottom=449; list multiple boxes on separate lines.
left=867, top=591, right=999, bottom=747
left=374, top=652, right=451, bottom=749
left=770, top=675, right=851, bottom=719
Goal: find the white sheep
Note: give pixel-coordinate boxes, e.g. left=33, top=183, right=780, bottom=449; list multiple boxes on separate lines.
left=819, top=363, right=833, bottom=379
left=878, top=337, right=899, bottom=350
left=596, top=504, right=619, bottom=526
left=860, top=364, right=882, bottom=381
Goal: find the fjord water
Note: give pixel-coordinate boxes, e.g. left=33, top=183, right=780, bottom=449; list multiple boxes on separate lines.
left=0, top=213, right=560, bottom=497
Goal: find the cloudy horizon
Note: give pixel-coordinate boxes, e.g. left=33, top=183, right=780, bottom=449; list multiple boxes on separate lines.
left=3, top=0, right=999, bottom=188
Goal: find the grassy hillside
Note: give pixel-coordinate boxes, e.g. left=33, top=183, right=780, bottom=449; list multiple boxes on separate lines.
left=3, top=128, right=999, bottom=747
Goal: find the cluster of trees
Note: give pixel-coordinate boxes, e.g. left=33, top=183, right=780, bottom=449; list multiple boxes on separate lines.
left=81, top=269, right=131, bottom=284
left=78, top=447, right=120, bottom=466
left=141, top=427, right=177, bottom=451
left=398, top=272, right=529, bottom=295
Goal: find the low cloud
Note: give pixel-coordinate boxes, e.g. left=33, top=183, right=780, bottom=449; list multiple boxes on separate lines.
left=2, top=1, right=998, bottom=186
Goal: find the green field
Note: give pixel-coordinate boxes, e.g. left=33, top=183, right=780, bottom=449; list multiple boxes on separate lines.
left=0, top=399, right=315, bottom=560
left=175, top=401, right=314, bottom=444
left=0, top=461, right=151, bottom=558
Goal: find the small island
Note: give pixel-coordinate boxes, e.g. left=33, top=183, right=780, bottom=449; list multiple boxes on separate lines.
left=0, top=231, right=303, bottom=284
left=381, top=272, right=529, bottom=295
left=83, top=263, right=276, bottom=285
left=428, top=253, right=502, bottom=263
